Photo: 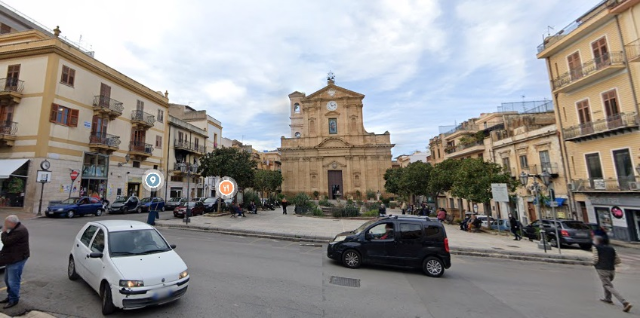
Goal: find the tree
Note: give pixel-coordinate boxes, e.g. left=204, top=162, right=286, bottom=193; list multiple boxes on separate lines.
left=383, top=167, right=403, bottom=195
left=427, top=159, right=461, bottom=208
left=451, top=158, right=517, bottom=207
left=252, top=169, right=283, bottom=201
left=199, top=147, right=257, bottom=210
left=398, top=162, right=432, bottom=200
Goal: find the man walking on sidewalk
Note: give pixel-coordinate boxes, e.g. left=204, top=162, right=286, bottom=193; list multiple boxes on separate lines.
left=509, top=214, right=521, bottom=240
left=0, top=215, right=30, bottom=309
left=592, top=236, right=632, bottom=312
left=281, top=198, right=289, bottom=215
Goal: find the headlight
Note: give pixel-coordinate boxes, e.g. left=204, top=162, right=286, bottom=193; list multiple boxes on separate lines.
left=56, top=208, right=64, bottom=212
left=179, top=270, right=188, bottom=279
left=119, top=280, right=144, bottom=288
left=333, top=235, right=347, bottom=242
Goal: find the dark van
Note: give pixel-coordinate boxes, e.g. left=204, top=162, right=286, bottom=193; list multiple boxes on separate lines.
left=327, top=215, right=451, bottom=277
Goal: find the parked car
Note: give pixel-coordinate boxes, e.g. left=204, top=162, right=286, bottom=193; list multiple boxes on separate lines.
left=327, top=215, right=451, bottom=277
left=476, top=215, right=495, bottom=228
left=68, top=220, right=189, bottom=314
left=46, top=197, right=104, bottom=218
left=165, top=198, right=186, bottom=211
left=546, top=220, right=593, bottom=250
left=109, top=196, right=141, bottom=214
left=490, top=219, right=511, bottom=231
left=587, top=223, right=609, bottom=240
left=202, top=197, right=219, bottom=212
left=139, top=197, right=165, bottom=213
left=173, top=202, right=205, bottom=218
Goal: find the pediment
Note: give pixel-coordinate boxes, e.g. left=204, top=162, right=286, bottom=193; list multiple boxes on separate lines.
left=316, top=137, right=352, bottom=148
left=305, top=84, right=365, bottom=100
left=323, top=160, right=347, bottom=168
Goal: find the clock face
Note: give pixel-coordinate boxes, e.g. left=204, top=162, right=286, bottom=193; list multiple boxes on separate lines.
left=326, top=101, right=338, bottom=111
left=41, top=160, right=50, bottom=170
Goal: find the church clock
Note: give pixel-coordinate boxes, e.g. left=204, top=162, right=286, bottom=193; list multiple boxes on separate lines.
left=326, top=101, right=338, bottom=111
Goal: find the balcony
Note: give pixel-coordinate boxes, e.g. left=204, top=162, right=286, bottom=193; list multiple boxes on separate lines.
left=131, top=110, right=155, bottom=129
left=174, top=139, right=206, bottom=154
left=0, top=78, right=24, bottom=105
left=562, top=112, right=639, bottom=142
left=0, top=121, right=17, bottom=147
left=128, top=141, right=153, bottom=158
left=551, top=52, right=625, bottom=93
left=609, top=0, right=640, bottom=14
left=92, top=95, right=123, bottom=119
left=530, top=162, right=560, bottom=176
left=570, top=176, right=640, bottom=193
left=88, top=132, right=120, bottom=153
left=172, top=163, right=199, bottom=175
left=444, top=141, right=485, bottom=159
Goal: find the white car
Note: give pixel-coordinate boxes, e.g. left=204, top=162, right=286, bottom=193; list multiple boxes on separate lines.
left=68, top=220, right=189, bottom=315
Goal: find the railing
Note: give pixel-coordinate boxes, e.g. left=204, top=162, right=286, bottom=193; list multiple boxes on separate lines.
left=571, top=176, right=640, bottom=192
left=93, top=95, right=124, bottom=115
left=174, top=139, right=206, bottom=153
left=173, top=163, right=198, bottom=173
left=537, top=0, right=608, bottom=53
left=129, top=141, right=153, bottom=155
left=530, top=162, right=559, bottom=175
left=131, top=110, right=155, bottom=126
left=168, top=116, right=207, bottom=136
left=563, top=112, right=639, bottom=140
left=625, top=38, right=640, bottom=61
left=0, top=78, right=24, bottom=93
left=89, top=132, right=121, bottom=148
left=0, top=121, right=17, bottom=135
left=444, top=141, right=484, bottom=154
left=493, top=129, right=511, bottom=142
left=551, top=52, right=625, bottom=91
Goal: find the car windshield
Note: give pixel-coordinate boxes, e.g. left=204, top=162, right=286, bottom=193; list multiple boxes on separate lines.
left=60, top=198, right=80, bottom=204
left=354, top=219, right=378, bottom=235
left=563, top=222, right=590, bottom=230
left=204, top=198, right=216, bottom=203
left=169, top=197, right=182, bottom=202
left=114, top=198, right=127, bottom=203
left=109, top=229, right=171, bottom=256
left=140, top=198, right=151, bottom=203
left=180, top=202, right=196, bottom=208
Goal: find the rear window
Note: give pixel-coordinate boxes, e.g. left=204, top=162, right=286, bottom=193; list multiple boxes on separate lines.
left=563, top=222, right=590, bottom=230
left=424, top=226, right=441, bottom=237
left=399, top=223, right=422, bottom=239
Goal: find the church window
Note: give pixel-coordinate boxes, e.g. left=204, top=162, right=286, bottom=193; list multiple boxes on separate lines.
left=294, top=103, right=300, bottom=113
left=295, top=132, right=301, bottom=138
left=328, top=118, right=337, bottom=134
left=309, top=119, right=316, bottom=134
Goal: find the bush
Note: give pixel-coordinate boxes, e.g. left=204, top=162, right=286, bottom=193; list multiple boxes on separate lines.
left=364, top=202, right=379, bottom=211
left=346, top=199, right=354, bottom=206
left=313, top=191, right=319, bottom=199
left=292, top=192, right=314, bottom=214
left=363, top=209, right=379, bottom=217
left=356, top=199, right=363, bottom=206
left=242, top=189, right=260, bottom=209
left=318, top=198, right=333, bottom=207
left=312, top=206, right=324, bottom=216
left=381, top=197, right=391, bottom=205
left=366, top=189, right=376, bottom=200
left=330, top=204, right=360, bottom=218
left=389, top=202, right=397, bottom=209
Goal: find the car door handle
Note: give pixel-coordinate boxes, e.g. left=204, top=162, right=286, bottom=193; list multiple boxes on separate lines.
left=76, top=244, right=79, bottom=247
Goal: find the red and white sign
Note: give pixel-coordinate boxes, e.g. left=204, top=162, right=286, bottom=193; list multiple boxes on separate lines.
left=70, top=170, right=79, bottom=181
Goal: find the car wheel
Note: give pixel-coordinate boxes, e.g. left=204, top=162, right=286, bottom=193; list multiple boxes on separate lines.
left=68, top=256, right=79, bottom=281
left=137, top=207, right=143, bottom=213
left=95, top=209, right=103, bottom=217
left=67, top=210, right=75, bottom=218
left=342, top=249, right=361, bottom=269
left=101, top=282, right=116, bottom=315
left=548, top=236, right=558, bottom=247
left=423, top=256, right=444, bottom=277
left=579, top=243, right=592, bottom=250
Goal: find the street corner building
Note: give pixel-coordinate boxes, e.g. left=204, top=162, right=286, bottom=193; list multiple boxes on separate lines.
left=0, top=14, right=170, bottom=213
left=278, top=75, right=394, bottom=199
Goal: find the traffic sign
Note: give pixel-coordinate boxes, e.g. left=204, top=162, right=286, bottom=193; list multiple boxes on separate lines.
left=70, top=170, right=79, bottom=181
left=549, top=201, right=559, bottom=208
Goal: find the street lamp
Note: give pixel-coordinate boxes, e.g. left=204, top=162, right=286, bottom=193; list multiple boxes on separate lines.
left=635, top=163, right=640, bottom=176
left=177, top=161, right=198, bottom=224
left=519, top=170, right=552, bottom=253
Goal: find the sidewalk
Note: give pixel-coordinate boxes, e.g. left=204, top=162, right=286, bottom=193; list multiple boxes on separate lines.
left=0, top=311, right=56, bottom=318
left=155, top=208, right=592, bottom=265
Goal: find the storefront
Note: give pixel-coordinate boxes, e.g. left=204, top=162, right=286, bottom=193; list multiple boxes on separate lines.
left=80, top=153, right=108, bottom=199
left=127, top=176, right=142, bottom=197
left=589, top=194, right=640, bottom=242
left=0, top=159, right=29, bottom=207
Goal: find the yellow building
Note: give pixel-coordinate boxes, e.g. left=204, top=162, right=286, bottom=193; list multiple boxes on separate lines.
left=0, top=28, right=169, bottom=213
left=538, top=0, right=640, bottom=242
left=258, top=150, right=281, bottom=171
left=279, top=74, right=394, bottom=199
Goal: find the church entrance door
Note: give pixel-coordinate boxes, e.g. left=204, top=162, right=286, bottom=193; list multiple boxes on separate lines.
left=328, top=170, right=343, bottom=200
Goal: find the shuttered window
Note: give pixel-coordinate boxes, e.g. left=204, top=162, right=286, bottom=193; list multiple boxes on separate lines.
left=61, top=65, right=76, bottom=86
left=49, top=104, right=79, bottom=127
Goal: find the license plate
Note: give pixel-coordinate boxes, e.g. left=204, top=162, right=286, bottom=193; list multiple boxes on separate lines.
left=576, top=233, right=588, bottom=237
left=152, top=288, right=172, bottom=300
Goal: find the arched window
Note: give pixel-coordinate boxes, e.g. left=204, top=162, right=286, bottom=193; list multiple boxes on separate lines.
left=294, top=103, right=300, bottom=113
left=295, top=132, right=301, bottom=138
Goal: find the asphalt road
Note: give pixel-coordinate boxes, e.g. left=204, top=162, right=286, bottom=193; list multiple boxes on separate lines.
left=1, top=211, right=638, bottom=318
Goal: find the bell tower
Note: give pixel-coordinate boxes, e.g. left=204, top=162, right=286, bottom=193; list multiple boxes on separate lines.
left=288, top=91, right=305, bottom=138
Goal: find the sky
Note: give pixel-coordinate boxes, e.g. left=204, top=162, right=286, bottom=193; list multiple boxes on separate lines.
left=7, top=0, right=602, bottom=156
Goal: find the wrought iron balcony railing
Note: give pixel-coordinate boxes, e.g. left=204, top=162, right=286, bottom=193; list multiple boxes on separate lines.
left=0, top=78, right=24, bottom=93
left=530, top=162, right=559, bottom=175
left=444, top=141, right=484, bottom=154
left=0, top=121, right=17, bottom=135
left=129, top=141, right=153, bottom=155
left=93, top=95, right=124, bottom=115
left=571, top=176, right=640, bottom=192
left=89, top=132, right=121, bottom=148
left=551, top=52, right=625, bottom=91
left=562, top=112, right=639, bottom=140
left=173, top=163, right=199, bottom=173
left=174, top=139, right=206, bottom=153
left=131, top=110, right=156, bottom=126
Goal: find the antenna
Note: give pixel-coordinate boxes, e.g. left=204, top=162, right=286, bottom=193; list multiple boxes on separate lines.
left=547, top=26, right=554, bottom=36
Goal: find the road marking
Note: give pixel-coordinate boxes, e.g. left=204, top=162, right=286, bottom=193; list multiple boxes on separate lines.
left=0, top=281, right=26, bottom=291
left=248, top=238, right=263, bottom=244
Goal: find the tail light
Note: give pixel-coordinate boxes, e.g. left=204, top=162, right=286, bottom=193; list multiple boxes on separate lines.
left=590, top=231, right=595, bottom=238
left=561, top=230, right=570, bottom=237
left=444, top=238, right=450, bottom=253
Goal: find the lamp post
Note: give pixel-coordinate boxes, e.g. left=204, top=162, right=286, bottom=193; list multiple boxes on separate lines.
left=178, top=161, right=198, bottom=224
left=519, top=170, right=552, bottom=253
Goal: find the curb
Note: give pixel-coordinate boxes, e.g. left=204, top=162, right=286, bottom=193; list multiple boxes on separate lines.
left=156, top=222, right=592, bottom=265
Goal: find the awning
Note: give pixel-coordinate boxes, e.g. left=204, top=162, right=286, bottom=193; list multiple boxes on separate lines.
left=532, top=197, right=567, bottom=207
left=0, top=159, right=29, bottom=179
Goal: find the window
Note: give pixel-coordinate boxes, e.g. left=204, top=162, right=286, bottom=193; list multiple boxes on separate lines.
left=49, top=104, right=79, bottom=126
left=539, top=150, right=551, bottom=172
left=519, top=155, right=528, bottom=169
left=90, top=229, right=105, bottom=253
left=294, top=103, right=300, bottom=113
left=132, top=161, right=141, bottom=168
left=602, top=90, right=620, bottom=128
left=5, top=64, right=20, bottom=90
left=576, top=100, right=591, bottom=124
left=157, top=110, right=164, bottom=123
left=0, top=23, right=10, bottom=34
left=61, top=65, right=76, bottom=86
left=214, top=133, right=218, bottom=148
left=502, top=157, right=511, bottom=173
left=613, top=149, right=634, bottom=189
left=153, top=165, right=158, bottom=170
left=136, top=100, right=144, bottom=111
left=178, top=131, right=184, bottom=142
left=585, top=153, right=603, bottom=180
left=194, top=138, right=199, bottom=149
left=399, top=223, right=422, bottom=240
left=156, top=135, right=162, bottom=148
left=295, top=132, right=301, bottom=138
left=328, top=118, right=337, bottom=134
left=80, top=225, right=98, bottom=247
left=592, top=37, right=609, bottom=69
left=567, top=52, right=582, bottom=80
left=368, top=223, right=394, bottom=240
left=82, top=153, right=109, bottom=178
left=170, top=176, right=182, bottom=182
left=424, top=226, right=441, bottom=237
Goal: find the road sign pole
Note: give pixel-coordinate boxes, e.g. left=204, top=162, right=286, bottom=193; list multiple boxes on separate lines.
left=38, top=174, right=48, bottom=216
left=550, top=188, right=561, bottom=255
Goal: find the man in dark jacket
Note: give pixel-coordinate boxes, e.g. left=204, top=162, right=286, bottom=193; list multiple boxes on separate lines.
left=0, top=215, right=30, bottom=308
left=592, top=236, right=631, bottom=312
left=509, top=214, right=521, bottom=241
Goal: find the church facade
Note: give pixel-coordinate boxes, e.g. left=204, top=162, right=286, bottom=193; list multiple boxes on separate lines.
left=279, top=75, right=394, bottom=199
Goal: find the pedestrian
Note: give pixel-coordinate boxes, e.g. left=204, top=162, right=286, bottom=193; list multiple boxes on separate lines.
left=0, top=215, right=30, bottom=309
left=281, top=198, right=289, bottom=215
left=509, top=214, right=521, bottom=241
left=401, top=202, right=407, bottom=215
left=592, top=236, right=632, bottom=312
left=437, top=208, right=446, bottom=223
left=378, top=202, right=386, bottom=217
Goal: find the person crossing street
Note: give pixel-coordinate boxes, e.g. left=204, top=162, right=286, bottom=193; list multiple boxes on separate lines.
left=592, top=236, right=632, bottom=312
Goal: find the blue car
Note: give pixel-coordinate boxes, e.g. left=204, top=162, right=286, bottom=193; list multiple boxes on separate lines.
left=490, top=219, right=511, bottom=231
left=139, top=197, right=165, bottom=213
left=46, top=197, right=104, bottom=218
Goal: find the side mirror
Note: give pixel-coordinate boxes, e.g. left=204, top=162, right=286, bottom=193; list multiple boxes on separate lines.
left=170, top=244, right=177, bottom=249
left=89, top=252, right=103, bottom=258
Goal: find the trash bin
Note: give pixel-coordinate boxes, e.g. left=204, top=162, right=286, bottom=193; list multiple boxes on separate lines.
left=147, top=202, right=160, bottom=225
